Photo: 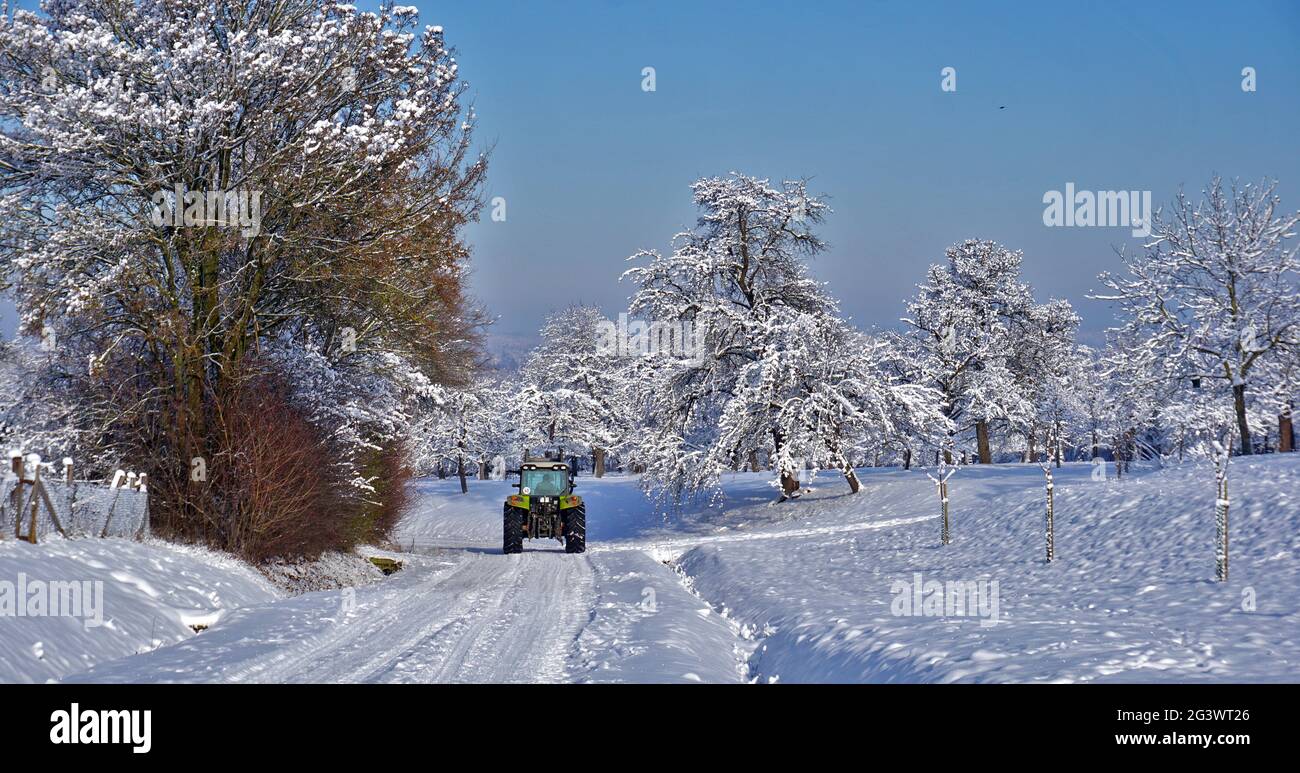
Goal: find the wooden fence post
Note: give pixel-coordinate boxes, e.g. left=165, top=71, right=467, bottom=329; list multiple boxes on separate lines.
left=27, top=464, right=40, bottom=544
left=11, top=452, right=24, bottom=539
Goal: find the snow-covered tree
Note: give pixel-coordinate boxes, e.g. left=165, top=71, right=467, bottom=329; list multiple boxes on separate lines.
left=0, top=0, right=487, bottom=557
left=1032, top=348, right=1085, bottom=562
left=1097, top=330, right=1164, bottom=475
left=714, top=313, right=949, bottom=496
left=1073, top=346, right=1111, bottom=461
left=1160, top=380, right=1238, bottom=581
left=1018, top=299, right=1084, bottom=467
left=1097, top=177, right=1300, bottom=455
left=514, top=305, right=627, bottom=474
left=415, top=381, right=506, bottom=492
left=622, top=173, right=840, bottom=502
left=900, top=240, right=1038, bottom=465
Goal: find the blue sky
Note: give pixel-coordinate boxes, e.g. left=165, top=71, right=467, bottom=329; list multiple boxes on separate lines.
left=5, top=1, right=1299, bottom=347
left=415, top=0, right=1300, bottom=346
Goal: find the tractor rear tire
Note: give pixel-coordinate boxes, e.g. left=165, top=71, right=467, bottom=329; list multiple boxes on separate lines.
left=564, top=503, right=586, bottom=554
left=503, top=504, right=523, bottom=555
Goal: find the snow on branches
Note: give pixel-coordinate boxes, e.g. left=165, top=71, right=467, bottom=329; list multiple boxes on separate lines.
left=1097, top=177, right=1300, bottom=455
left=621, top=173, right=949, bottom=504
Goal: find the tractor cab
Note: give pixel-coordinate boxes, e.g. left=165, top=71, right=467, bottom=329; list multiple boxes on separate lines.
left=517, top=463, right=572, bottom=497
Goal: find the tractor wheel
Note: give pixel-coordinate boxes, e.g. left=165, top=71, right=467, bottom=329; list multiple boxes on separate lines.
left=503, top=504, right=524, bottom=554
left=564, top=503, right=586, bottom=554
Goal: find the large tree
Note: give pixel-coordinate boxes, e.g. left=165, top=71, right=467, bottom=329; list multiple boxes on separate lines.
left=715, top=312, right=949, bottom=496
left=900, top=239, right=1038, bottom=464
left=0, top=1, right=486, bottom=554
left=1097, top=177, right=1300, bottom=455
left=623, top=172, right=836, bottom=501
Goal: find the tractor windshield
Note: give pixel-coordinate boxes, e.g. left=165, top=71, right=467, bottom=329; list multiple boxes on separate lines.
left=521, top=468, right=568, bottom=496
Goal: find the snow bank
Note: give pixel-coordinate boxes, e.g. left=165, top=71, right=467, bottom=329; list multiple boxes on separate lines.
left=0, top=537, right=279, bottom=683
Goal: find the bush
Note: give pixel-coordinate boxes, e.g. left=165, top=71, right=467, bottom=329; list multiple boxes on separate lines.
left=148, top=369, right=408, bottom=563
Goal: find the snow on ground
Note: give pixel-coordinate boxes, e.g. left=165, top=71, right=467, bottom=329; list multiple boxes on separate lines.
left=7, top=456, right=1297, bottom=683
left=0, top=538, right=279, bottom=683
left=675, top=458, right=1300, bottom=683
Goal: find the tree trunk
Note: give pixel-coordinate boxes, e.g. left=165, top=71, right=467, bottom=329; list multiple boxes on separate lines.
left=939, top=477, right=950, bottom=545
left=975, top=420, right=992, bottom=464
left=478, top=457, right=489, bottom=480
left=844, top=468, right=861, bottom=493
left=1044, top=466, right=1055, bottom=562
left=457, top=454, right=467, bottom=494
left=1091, top=431, right=1099, bottom=459
left=772, top=429, right=801, bottom=501
left=436, top=463, right=446, bottom=480
left=1027, top=432, right=1036, bottom=464
left=1280, top=405, right=1294, bottom=453
left=903, top=448, right=912, bottom=470
left=593, top=448, right=606, bottom=478
left=1215, top=466, right=1229, bottom=582
left=830, top=446, right=860, bottom=494
left=1233, top=382, right=1252, bottom=455
left=779, top=471, right=800, bottom=499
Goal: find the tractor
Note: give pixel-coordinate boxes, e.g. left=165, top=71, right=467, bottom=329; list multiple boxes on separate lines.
left=503, top=456, right=586, bottom=554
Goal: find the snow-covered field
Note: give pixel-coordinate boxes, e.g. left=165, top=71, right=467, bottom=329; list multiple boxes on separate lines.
left=2, top=455, right=1297, bottom=683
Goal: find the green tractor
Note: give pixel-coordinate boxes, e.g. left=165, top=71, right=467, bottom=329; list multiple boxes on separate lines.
left=503, top=457, right=586, bottom=554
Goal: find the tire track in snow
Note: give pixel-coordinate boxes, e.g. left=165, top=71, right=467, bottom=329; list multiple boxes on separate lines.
left=221, top=555, right=488, bottom=684
left=420, top=550, right=594, bottom=683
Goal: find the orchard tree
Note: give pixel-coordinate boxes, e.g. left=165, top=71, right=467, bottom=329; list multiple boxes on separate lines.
left=415, top=381, right=503, bottom=493
left=1160, top=382, right=1238, bottom=581
left=1073, top=346, right=1111, bottom=461
left=1097, top=177, right=1300, bottom=455
left=714, top=313, right=949, bottom=497
left=1016, top=299, right=1083, bottom=467
left=1099, top=329, right=1166, bottom=475
left=1033, top=349, right=1085, bottom=562
left=623, top=173, right=837, bottom=502
left=901, top=239, right=1038, bottom=464
left=515, top=305, right=626, bottom=474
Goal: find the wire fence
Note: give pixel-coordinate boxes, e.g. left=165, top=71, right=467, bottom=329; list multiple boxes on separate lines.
left=2, top=459, right=149, bottom=543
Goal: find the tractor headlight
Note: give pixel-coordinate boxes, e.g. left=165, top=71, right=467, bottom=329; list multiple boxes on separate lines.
left=521, top=487, right=531, bottom=495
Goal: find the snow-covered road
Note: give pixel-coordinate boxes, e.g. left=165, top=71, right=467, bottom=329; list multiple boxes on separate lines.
left=164, top=550, right=590, bottom=684
left=63, top=476, right=755, bottom=683
left=29, top=456, right=1300, bottom=684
